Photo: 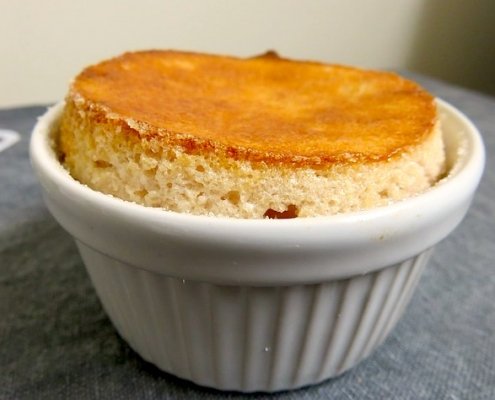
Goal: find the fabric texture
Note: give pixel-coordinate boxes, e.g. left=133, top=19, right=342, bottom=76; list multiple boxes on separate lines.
left=1, top=73, right=494, bottom=399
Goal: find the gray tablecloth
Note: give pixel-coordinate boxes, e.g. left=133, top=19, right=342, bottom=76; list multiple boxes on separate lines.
left=1, top=74, right=494, bottom=400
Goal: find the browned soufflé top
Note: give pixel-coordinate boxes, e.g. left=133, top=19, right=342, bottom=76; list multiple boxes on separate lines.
left=69, top=50, right=437, bottom=167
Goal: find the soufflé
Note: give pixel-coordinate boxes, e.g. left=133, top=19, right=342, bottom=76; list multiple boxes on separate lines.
left=58, top=50, right=445, bottom=218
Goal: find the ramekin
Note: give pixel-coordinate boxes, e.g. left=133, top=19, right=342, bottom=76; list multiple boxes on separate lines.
left=30, top=100, right=484, bottom=392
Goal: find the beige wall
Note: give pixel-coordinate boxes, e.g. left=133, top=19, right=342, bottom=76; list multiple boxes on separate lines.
left=408, top=0, right=495, bottom=96
left=1, top=0, right=493, bottom=107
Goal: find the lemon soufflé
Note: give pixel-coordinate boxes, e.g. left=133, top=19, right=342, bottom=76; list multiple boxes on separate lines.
left=58, top=50, right=445, bottom=218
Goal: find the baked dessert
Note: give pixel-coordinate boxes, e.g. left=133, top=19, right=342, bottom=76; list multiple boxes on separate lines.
left=58, top=50, right=445, bottom=218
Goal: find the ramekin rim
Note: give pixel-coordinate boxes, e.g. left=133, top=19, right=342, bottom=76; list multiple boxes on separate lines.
left=30, top=98, right=485, bottom=230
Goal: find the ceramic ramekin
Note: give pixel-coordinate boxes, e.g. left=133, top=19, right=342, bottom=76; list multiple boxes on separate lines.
left=30, top=99, right=484, bottom=392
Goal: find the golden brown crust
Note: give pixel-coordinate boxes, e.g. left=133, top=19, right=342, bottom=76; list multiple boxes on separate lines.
left=69, top=50, right=436, bottom=167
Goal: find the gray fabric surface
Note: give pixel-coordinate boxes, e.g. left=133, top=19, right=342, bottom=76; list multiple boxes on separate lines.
left=1, top=74, right=494, bottom=399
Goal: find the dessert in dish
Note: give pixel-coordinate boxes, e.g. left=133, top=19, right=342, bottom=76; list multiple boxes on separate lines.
left=58, top=50, right=445, bottom=218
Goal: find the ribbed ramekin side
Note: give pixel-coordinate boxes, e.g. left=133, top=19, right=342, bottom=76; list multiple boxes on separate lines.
left=77, top=241, right=431, bottom=392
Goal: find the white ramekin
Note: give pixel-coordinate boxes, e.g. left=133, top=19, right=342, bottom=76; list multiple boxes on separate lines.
left=30, top=100, right=484, bottom=392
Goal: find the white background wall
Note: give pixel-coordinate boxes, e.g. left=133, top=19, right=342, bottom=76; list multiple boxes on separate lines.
left=1, top=0, right=494, bottom=107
